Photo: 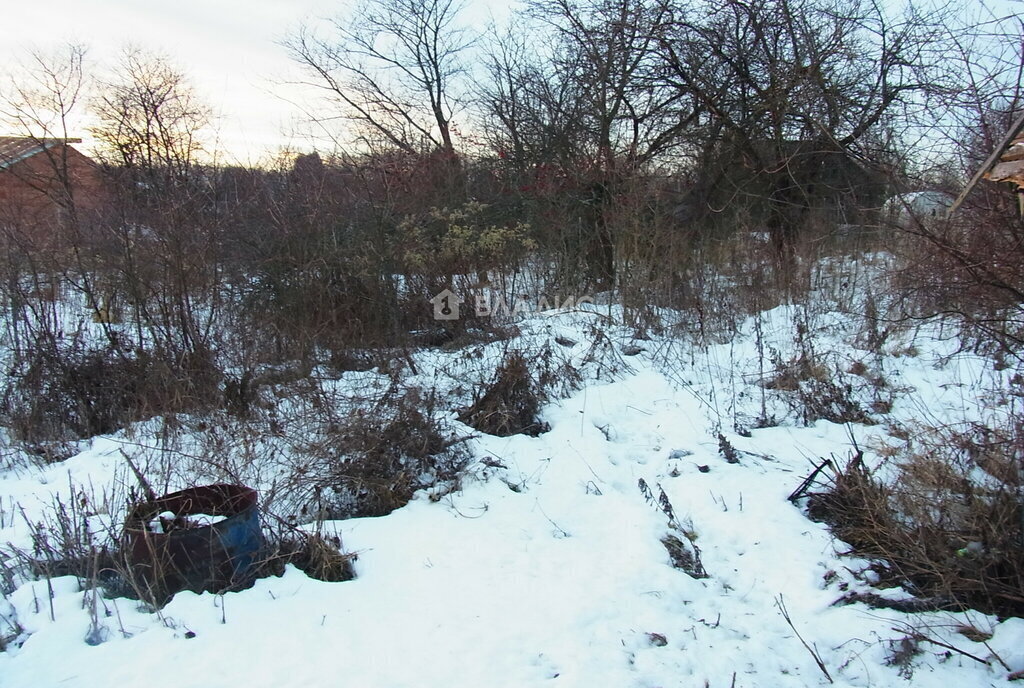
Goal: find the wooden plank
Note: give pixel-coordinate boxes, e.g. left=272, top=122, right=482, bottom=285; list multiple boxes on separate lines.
left=948, top=110, right=1024, bottom=217
left=986, top=159, right=1024, bottom=183
left=1001, top=145, right=1024, bottom=163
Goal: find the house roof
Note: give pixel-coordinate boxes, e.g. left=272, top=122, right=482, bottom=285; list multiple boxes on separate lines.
left=0, top=136, right=83, bottom=171
left=986, top=132, right=1024, bottom=186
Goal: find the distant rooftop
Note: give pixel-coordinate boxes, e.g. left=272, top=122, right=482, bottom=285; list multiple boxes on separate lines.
left=0, top=137, right=84, bottom=171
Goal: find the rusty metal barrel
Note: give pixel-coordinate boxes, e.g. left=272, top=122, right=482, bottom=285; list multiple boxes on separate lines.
left=123, top=484, right=264, bottom=604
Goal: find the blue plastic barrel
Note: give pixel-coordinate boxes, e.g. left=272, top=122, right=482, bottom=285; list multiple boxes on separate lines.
left=123, top=484, right=265, bottom=604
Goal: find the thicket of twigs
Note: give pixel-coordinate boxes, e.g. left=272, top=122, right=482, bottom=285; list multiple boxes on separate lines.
left=808, top=425, right=1024, bottom=617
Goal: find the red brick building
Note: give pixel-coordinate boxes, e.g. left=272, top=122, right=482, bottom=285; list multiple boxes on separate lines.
left=0, top=136, right=108, bottom=247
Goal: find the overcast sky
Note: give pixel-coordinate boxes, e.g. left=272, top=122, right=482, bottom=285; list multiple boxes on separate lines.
left=0, top=0, right=512, bottom=164
left=1, top=0, right=1018, bottom=164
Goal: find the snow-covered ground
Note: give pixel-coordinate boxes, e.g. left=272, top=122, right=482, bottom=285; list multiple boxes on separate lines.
left=1, top=293, right=1022, bottom=687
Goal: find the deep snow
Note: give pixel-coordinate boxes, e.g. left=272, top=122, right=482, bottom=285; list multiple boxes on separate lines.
left=1, top=299, right=1022, bottom=688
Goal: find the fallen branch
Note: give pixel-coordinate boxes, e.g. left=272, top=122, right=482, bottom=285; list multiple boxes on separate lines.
left=120, top=449, right=157, bottom=503
left=776, top=594, right=834, bottom=684
left=833, top=591, right=960, bottom=613
left=788, top=457, right=833, bottom=502
left=892, top=628, right=990, bottom=667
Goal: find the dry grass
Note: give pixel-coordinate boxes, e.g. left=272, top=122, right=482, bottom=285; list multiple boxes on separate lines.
left=765, top=349, right=872, bottom=426
left=263, top=530, right=357, bottom=583
left=459, top=351, right=551, bottom=437
left=287, top=385, right=471, bottom=519
left=807, top=423, right=1024, bottom=616
left=1, top=342, right=221, bottom=445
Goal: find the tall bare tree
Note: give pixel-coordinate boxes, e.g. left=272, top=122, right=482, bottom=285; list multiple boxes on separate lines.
left=287, top=0, right=473, bottom=156
left=659, top=0, right=944, bottom=245
left=483, top=0, right=691, bottom=285
left=90, top=48, right=210, bottom=183
left=88, top=49, right=221, bottom=360
left=524, top=0, right=691, bottom=171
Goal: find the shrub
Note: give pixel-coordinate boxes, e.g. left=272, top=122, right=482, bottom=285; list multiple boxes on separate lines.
left=891, top=195, right=1024, bottom=355
left=1, top=342, right=221, bottom=445
left=459, top=351, right=550, bottom=437
left=399, top=201, right=536, bottom=281
left=257, top=522, right=357, bottom=584
left=764, top=349, right=871, bottom=426
left=807, top=423, right=1024, bottom=617
left=0, top=487, right=150, bottom=610
left=290, top=386, right=470, bottom=519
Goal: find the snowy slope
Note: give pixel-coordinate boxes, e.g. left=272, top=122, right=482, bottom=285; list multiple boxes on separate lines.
left=1, top=306, right=1022, bottom=688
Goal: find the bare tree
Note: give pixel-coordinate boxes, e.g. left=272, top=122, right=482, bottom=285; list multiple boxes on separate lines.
left=90, top=48, right=210, bottom=183
left=0, top=45, right=92, bottom=357
left=892, top=13, right=1024, bottom=354
left=482, top=0, right=691, bottom=286
left=0, top=44, right=87, bottom=140
left=658, top=0, right=945, bottom=246
left=939, top=13, right=1024, bottom=187
left=524, top=0, right=693, bottom=171
left=479, top=20, right=596, bottom=205
left=86, top=48, right=224, bottom=364
left=286, top=0, right=474, bottom=156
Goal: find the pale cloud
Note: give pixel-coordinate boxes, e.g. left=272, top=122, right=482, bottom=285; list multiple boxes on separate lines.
left=0, top=0, right=513, bottom=163
left=2, top=0, right=355, bottom=162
